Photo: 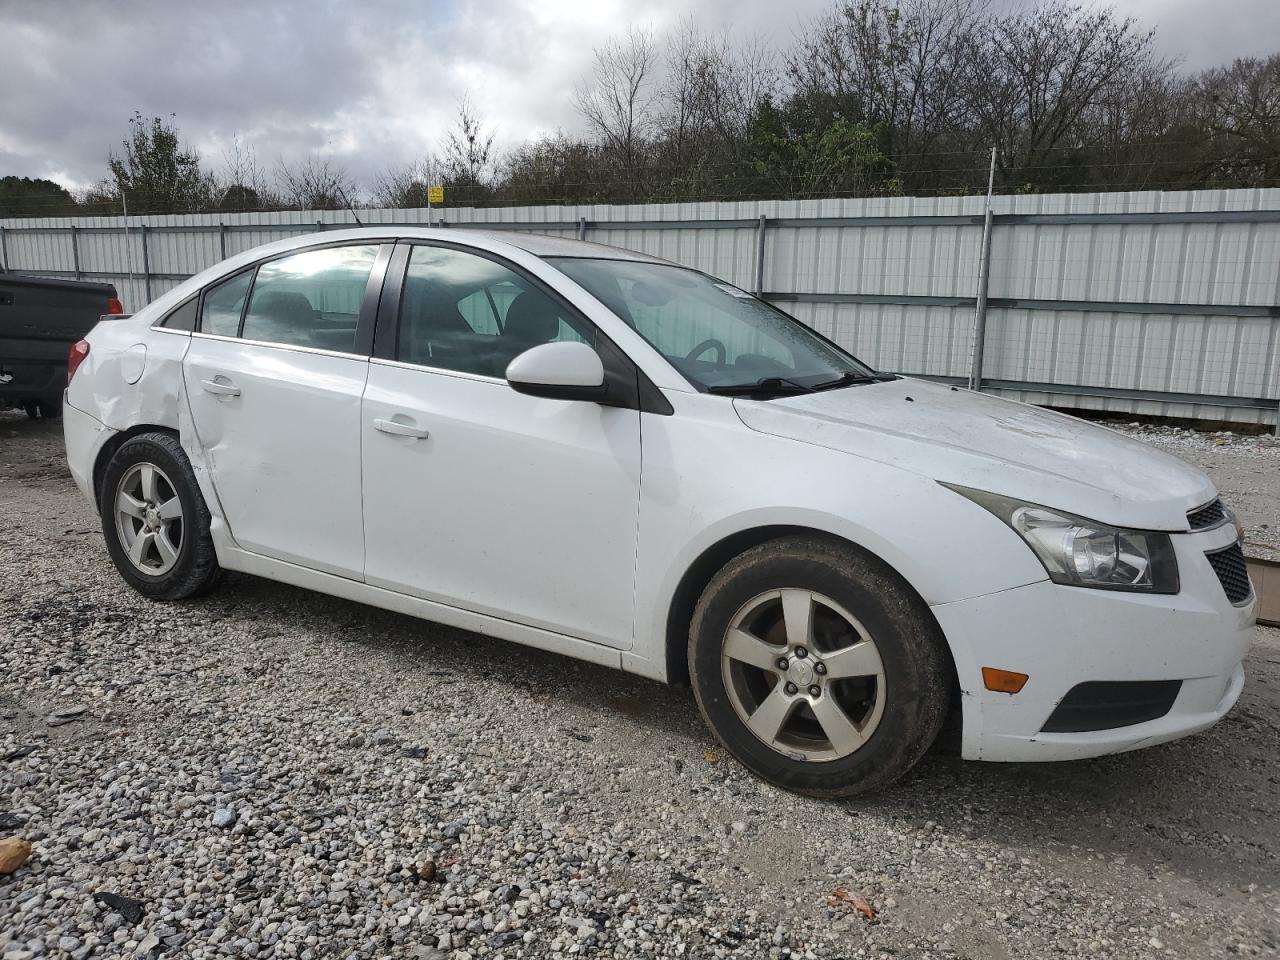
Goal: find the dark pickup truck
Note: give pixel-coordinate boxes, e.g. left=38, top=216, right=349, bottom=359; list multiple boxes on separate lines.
left=0, top=271, right=123, bottom=418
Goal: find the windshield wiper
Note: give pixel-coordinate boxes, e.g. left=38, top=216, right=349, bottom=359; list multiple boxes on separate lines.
left=707, top=376, right=815, bottom=396
left=810, top=371, right=898, bottom=391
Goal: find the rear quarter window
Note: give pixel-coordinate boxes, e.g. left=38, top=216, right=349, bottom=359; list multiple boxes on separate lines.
left=157, top=297, right=198, bottom=331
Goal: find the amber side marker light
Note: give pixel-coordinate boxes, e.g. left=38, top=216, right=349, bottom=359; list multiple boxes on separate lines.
left=982, top=667, right=1029, bottom=694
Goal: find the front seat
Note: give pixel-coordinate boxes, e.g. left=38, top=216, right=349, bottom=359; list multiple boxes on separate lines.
left=502, top=292, right=561, bottom=351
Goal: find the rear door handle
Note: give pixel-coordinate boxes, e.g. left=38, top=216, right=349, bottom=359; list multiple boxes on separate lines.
left=200, top=377, right=241, bottom=398
left=373, top=417, right=430, bottom=439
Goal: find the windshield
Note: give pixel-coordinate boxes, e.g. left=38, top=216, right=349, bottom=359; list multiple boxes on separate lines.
left=550, top=258, right=880, bottom=393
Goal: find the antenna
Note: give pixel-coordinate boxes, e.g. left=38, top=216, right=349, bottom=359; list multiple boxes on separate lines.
left=336, top=185, right=363, bottom=226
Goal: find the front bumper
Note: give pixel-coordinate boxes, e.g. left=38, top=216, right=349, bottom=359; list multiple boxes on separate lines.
left=932, top=523, right=1256, bottom=762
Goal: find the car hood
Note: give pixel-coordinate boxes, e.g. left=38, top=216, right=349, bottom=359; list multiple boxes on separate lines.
left=733, top=378, right=1215, bottom=531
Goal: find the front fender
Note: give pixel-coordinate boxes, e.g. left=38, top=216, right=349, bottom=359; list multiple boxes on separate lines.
left=630, top=392, right=1048, bottom=681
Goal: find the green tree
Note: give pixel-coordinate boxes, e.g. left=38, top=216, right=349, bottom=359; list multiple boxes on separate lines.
left=745, top=97, right=897, bottom=199
left=0, top=176, right=79, bottom=218
left=107, top=113, right=216, bottom=214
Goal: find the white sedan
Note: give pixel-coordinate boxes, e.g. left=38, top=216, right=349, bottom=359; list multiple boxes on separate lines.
left=63, top=228, right=1255, bottom=795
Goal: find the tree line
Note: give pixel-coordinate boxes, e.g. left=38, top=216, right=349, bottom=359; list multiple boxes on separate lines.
left=3, top=0, right=1278, bottom=219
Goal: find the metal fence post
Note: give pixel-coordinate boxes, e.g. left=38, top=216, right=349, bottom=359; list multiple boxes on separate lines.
left=140, top=224, right=152, bottom=303
left=1, top=224, right=9, bottom=272
left=70, top=225, right=82, bottom=280
left=968, top=147, right=997, bottom=391
left=316, top=219, right=326, bottom=233
left=577, top=217, right=587, bottom=241
left=754, top=215, right=768, bottom=296
left=219, top=222, right=228, bottom=260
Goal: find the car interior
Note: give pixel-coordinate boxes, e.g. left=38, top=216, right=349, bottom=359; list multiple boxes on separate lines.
left=397, top=274, right=588, bottom=378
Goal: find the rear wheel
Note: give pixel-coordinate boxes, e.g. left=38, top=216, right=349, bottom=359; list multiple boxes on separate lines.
left=100, top=432, right=221, bottom=600
left=688, top=535, right=950, bottom=797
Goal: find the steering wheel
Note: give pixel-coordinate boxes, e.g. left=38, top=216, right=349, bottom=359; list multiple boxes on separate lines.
left=685, top=338, right=727, bottom=365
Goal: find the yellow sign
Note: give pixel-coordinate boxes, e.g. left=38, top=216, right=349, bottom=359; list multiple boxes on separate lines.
left=427, top=185, right=445, bottom=205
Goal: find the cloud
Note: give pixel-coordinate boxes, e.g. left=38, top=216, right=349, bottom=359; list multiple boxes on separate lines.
left=0, top=0, right=1274, bottom=197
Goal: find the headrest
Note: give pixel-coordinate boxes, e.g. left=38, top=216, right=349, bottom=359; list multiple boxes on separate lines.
left=503, top=291, right=559, bottom=344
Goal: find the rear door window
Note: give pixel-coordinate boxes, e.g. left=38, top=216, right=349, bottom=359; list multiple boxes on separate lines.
left=241, top=245, right=379, bottom=352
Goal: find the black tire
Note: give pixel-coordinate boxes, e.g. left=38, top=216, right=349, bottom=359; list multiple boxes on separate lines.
left=688, top=535, right=950, bottom=797
left=22, top=400, right=39, bottom=419
left=37, top=397, right=62, bottom=419
left=99, top=431, right=221, bottom=601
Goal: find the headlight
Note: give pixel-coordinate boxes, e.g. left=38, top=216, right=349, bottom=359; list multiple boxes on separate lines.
left=943, top=484, right=1179, bottom=594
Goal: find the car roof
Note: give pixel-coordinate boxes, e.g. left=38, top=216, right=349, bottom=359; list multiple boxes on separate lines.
left=262, top=225, right=673, bottom=266
left=458, top=229, right=670, bottom=264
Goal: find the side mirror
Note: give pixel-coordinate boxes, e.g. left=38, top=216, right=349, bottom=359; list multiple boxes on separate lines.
left=505, top=341, right=608, bottom=402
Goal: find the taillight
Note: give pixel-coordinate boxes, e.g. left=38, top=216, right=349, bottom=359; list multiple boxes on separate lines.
left=67, top=340, right=90, bottom=384
left=107, top=296, right=124, bottom=315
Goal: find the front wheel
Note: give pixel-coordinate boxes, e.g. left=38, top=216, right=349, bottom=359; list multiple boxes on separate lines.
left=688, top=536, right=950, bottom=797
left=99, top=432, right=221, bottom=600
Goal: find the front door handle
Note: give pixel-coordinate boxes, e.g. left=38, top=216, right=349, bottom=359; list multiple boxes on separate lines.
left=200, top=377, right=241, bottom=398
left=373, top=417, right=430, bottom=440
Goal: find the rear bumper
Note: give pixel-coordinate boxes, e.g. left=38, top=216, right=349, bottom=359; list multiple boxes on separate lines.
left=62, top=397, right=115, bottom=511
left=933, top=526, right=1256, bottom=762
left=0, top=360, right=65, bottom=403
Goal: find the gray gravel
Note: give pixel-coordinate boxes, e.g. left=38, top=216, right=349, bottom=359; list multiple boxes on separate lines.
left=1105, top=422, right=1280, bottom=562
left=2, top=411, right=1279, bottom=959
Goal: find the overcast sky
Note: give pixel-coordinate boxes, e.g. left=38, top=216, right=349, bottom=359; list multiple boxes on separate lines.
left=1, top=0, right=1277, bottom=197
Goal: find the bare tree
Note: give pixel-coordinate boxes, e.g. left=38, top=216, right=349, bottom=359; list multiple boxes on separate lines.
left=1192, top=55, right=1280, bottom=186
left=574, top=26, right=659, bottom=198
left=442, top=98, right=496, bottom=198
left=372, top=157, right=445, bottom=208
left=790, top=0, right=983, bottom=186
left=956, top=1, right=1161, bottom=187
left=663, top=23, right=778, bottom=157
left=275, top=155, right=359, bottom=210
left=218, top=136, right=280, bottom=211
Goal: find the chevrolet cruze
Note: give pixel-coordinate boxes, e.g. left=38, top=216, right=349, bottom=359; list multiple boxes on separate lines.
left=62, top=228, right=1256, bottom=795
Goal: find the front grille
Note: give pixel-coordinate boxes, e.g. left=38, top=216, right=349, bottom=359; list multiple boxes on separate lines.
left=1187, top=498, right=1226, bottom=530
left=1206, top=542, right=1253, bottom=604
left=1041, top=680, right=1182, bottom=733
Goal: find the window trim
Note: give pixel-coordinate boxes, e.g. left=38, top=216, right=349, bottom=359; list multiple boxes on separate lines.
left=192, top=238, right=396, bottom=356
left=374, top=239, right=672, bottom=415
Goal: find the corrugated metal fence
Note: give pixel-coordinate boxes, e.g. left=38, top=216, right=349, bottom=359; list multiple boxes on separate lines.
left=3, top=189, right=1279, bottom=426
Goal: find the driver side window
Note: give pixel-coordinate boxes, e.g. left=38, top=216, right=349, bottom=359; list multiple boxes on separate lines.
left=396, top=246, right=593, bottom=378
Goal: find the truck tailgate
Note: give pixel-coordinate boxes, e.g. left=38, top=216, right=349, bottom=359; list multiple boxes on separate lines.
left=0, top=274, right=117, bottom=364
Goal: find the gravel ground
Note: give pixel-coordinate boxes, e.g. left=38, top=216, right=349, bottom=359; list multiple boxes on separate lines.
left=2, top=411, right=1279, bottom=960
left=1106, top=422, right=1280, bottom=562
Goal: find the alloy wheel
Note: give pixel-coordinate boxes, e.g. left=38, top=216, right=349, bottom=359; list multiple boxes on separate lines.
left=720, top=588, right=886, bottom=762
left=114, top=462, right=184, bottom=575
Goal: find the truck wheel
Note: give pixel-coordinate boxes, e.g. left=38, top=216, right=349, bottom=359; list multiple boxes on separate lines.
left=37, top=398, right=62, bottom=419
left=688, top=535, right=950, bottom=797
left=99, top=432, right=221, bottom=600
left=22, top=400, right=39, bottom=419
